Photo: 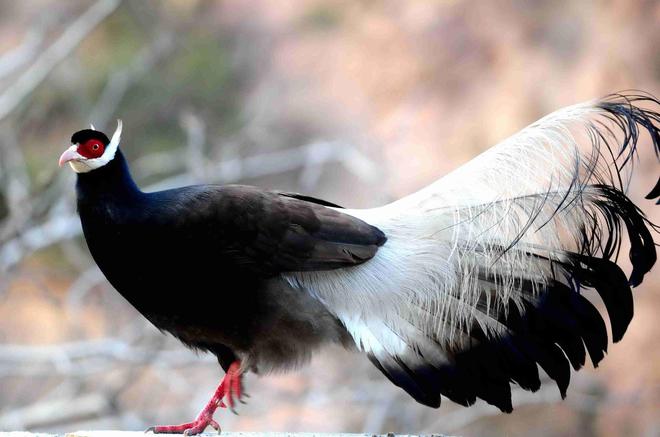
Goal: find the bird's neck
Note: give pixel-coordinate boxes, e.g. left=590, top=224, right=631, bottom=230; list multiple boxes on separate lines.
left=76, top=150, right=142, bottom=204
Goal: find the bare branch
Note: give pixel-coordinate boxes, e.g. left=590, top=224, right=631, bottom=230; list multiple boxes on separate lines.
left=0, top=29, right=44, bottom=81
left=0, top=393, right=113, bottom=430
left=0, top=338, right=214, bottom=378
left=179, top=111, right=207, bottom=180
left=0, top=125, right=32, bottom=239
left=66, top=267, right=106, bottom=313
left=90, top=33, right=175, bottom=127
left=0, top=0, right=123, bottom=122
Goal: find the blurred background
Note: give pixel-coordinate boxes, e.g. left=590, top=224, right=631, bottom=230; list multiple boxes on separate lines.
left=0, top=1, right=658, bottom=436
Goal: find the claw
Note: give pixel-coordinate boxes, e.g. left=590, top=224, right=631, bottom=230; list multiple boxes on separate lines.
left=144, top=427, right=155, bottom=434
left=209, top=419, right=221, bottom=433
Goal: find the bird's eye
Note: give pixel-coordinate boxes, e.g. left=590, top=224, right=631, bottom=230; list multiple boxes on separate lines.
left=92, top=144, right=99, bottom=151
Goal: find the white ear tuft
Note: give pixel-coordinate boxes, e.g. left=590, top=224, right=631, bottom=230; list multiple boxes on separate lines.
left=90, top=123, right=96, bottom=130
left=106, top=119, right=122, bottom=156
left=111, top=119, right=122, bottom=144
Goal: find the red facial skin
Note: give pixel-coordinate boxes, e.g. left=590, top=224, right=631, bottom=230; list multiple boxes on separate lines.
left=77, top=139, right=105, bottom=159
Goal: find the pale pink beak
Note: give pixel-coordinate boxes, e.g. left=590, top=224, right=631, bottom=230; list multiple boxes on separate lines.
left=58, top=145, right=79, bottom=167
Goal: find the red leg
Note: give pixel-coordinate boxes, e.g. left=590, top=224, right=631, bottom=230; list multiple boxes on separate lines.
left=146, top=361, right=243, bottom=435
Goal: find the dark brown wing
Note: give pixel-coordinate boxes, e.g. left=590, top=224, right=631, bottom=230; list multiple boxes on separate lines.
left=162, top=185, right=386, bottom=276
left=277, top=191, right=345, bottom=208
left=273, top=192, right=385, bottom=270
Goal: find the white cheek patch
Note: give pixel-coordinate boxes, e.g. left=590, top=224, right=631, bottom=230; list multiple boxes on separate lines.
left=69, top=158, right=94, bottom=173
left=69, top=119, right=123, bottom=174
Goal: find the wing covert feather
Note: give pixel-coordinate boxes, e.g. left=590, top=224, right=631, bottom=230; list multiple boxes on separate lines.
left=160, top=185, right=386, bottom=276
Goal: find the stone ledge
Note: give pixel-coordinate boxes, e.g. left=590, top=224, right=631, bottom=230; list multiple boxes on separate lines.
left=1, top=432, right=454, bottom=437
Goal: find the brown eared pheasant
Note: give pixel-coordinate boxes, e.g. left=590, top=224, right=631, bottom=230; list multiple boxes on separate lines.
left=59, top=93, right=660, bottom=435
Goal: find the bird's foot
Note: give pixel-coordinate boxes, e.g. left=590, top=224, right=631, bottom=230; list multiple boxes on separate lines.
left=145, top=416, right=220, bottom=435
left=145, top=361, right=244, bottom=435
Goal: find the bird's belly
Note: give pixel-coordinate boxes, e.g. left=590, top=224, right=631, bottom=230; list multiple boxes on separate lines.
left=83, top=229, right=249, bottom=335
left=84, top=227, right=350, bottom=372
left=100, top=256, right=259, bottom=342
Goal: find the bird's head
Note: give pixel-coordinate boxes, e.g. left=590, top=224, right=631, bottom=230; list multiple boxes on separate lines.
left=59, top=120, right=122, bottom=173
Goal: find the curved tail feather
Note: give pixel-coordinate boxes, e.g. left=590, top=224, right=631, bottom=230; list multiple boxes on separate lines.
left=286, top=92, right=659, bottom=412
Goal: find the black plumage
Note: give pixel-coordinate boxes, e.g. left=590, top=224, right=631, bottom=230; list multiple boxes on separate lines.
left=59, top=93, right=659, bottom=433
left=75, top=150, right=385, bottom=370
